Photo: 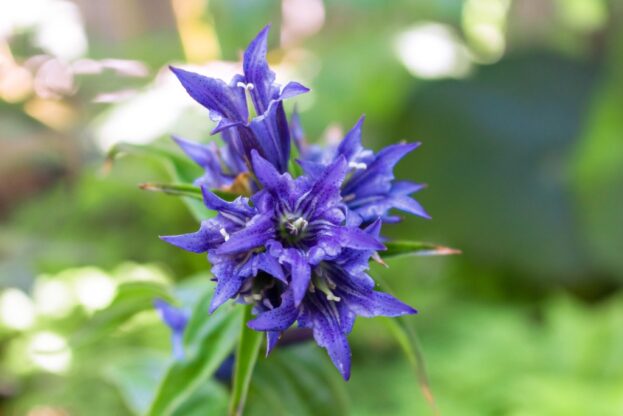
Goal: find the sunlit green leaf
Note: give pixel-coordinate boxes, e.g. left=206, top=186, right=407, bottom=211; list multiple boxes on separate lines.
left=375, top=275, right=438, bottom=415
left=72, top=281, right=173, bottom=347
left=147, top=288, right=242, bottom=416
left=105, top=142, right=210, bottom=221
left=247, top=343, right=349, bottom=416
left=229, top=305, right=263, bottom=416
left=103, top=350, right=168, bottom=415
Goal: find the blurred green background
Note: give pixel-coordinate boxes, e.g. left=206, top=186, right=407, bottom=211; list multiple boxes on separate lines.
left=2, top=0, right=623, bottom=414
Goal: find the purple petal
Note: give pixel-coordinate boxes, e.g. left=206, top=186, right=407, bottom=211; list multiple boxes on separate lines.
left=344, top=142, right=420, bottom=197
left=170, top=66, right=247, bottom=125
left=160, top=220, right=223, bottom=253
left=216, top=214, right=275, bottom=255
left=279, top=81, right=310, bottom=100
left=249, top=102, right=290, bottom=173
left=334, top=226, right=385, bottom=251
left=344, top=290, right=417, bottom=318
left=266, top=331, right=281, bottom=356
left=248, top=290, right=298, bottom=331
left=299, top=156, right=348, bottom=217
left=209, top=275, right=246, bottom=313
left=306, top=295, right=352, bottom=380
left=154, top=299, right=189, bottom=332
left=290, top=108, right=305, bottom=153
left=201, top=187, right=254, bottom=221
left=243, top=25, right=275, bottom=116
left=238, top=252, right=286, bottom=282
left=172, top=136, right=215, bottom=168
left=336, top=115, right=365, bottom=162
left=390, top=180, right=426, bottom=195
left=251, top=150, right=292, bottom=196
left=390, top=195, right=431, bottom=219
left=280, top=249, right=311, bottom=306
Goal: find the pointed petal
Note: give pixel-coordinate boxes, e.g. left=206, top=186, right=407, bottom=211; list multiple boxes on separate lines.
left=334, top=226, right=385, bottom=251
left=216, top=214, right=275, bottom=255
left=307, top=295, right=352, bottom=380
left=336, top=115, right=365, bottom=162
left=251, top=150, right=292, bottom=195
left=154, top=299, right=189, bottom=332
left=172, top=136, right=215, bottom=168
left=344, top=142, right=420, bottom=196
left=279, top=81, right=310, bottom=100
left=299, top=156, right=348, bottom=216
left=249, top=102, right=290, bottom=173
left=248, top=290, right=298, bottom=331
left=390, top=195, right=431, bottom=219
left=237, top=252, right=286, bottom=282
left=391, top=180, right=426, bottom=195
left=201, top=187, right=254, bottom=221
left=344, top=290, right=417, bottom=318
left=169, top=66, right=247, bottom=124
left=280, top=249, right=311, bottom=306
left=243, top=25, right=275, bottom=115
left=160, top=220, right=223, bottom=253
left=209, top=275, right=245, bottom=313
left=290, top=107, right=305, bottom=153
left=266, top=331, right=281, bottom=356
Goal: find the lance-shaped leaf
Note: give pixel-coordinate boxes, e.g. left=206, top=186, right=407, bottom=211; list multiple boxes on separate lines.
left=229, top=305, right=264, bottom=416
left=105, top=142, right=211, bottom=221
left=382, top=240, right=461, bottom=259
left=72, top=281, right=174, bottom=348
left=147, top=288, right=242, bottom=416
left=374, top=274, right=439, bottom=416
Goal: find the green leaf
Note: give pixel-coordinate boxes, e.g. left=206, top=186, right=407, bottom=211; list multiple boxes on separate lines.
left=246, top=343, right=350, bottom=416
left=105, top=142, right=211, bottom=221
left=375, top=275, right=438, bottom=415
left=382, top=240, right=460, bottom=259
left=229, top=305, right=263, bottom=416
left=72, top=281, right=173, bottom=348
left=382, top=318, right=438, bottom=415
left=105, top=142, right=199, bottom=183
left=147, top=288, right=242, bottom=416
left=103, top=350, right=169, bottom=415
left=170, top=380, right=229, bottom=416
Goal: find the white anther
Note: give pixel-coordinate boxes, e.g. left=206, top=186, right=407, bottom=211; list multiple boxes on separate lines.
left=236, top=81, right=255, bottom=91
left=348, top=161, right=367, bottom=170
left=326, top=293, right=341, bottom=302
left=219, top=228, right=230, bottom=241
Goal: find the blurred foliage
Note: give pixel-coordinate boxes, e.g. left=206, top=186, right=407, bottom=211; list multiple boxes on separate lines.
left=3, top=0, right=623, bottom=414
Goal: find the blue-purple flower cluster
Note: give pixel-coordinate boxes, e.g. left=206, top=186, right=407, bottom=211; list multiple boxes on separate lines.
left=162, top=26, right=429, bottom=380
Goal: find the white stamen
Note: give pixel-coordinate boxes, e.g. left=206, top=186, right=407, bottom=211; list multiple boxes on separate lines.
left=286, top=216, right=308, bottom=235
left=348, top=161, right=367, bottom=170
left=326, top=293, right=341, bottom=302
left=219, top=228, right=230, bottom=241
left=236, top=81, right=255, bottom=91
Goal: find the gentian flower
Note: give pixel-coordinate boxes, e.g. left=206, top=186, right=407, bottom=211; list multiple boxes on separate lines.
left=294, top=115, right=430, bottom=223
left=169, top=25, right=308, bottom=174
left=161, top=25, right=427, bottom=381
left=161, top=151, right=383, bottom=312
left=247, top=220, right=416, bottom=380
left=172, top=130, right=248, bottom=192
left=154, top=299, right=190, bottom=360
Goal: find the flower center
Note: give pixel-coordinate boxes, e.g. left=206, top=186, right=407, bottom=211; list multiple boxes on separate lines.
left=279, top=214, right=309, bottom=245
left=310, top=272, right=340, bottom=302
